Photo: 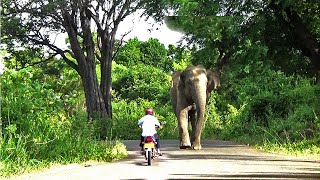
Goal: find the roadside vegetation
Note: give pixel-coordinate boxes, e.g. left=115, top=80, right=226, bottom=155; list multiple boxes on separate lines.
left=2, top=0, right=320, bottom=178
left=0, top=62, right=128, bottom=176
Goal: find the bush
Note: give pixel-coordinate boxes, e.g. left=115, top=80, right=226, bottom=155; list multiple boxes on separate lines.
left=109, top=99, right=178, bottom=140
left=0, top=68, right=127, bottom=177
left=112, top=63, right=171, bottom=104
left=212, top=66, right=320, bottom=147
left=114, top=38, right=172, bottom=72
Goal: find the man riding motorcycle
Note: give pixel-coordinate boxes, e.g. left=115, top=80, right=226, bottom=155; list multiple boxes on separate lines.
left=138, top=108, right=162, bottom=156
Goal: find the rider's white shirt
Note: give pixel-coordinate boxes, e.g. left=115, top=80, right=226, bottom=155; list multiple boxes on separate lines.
left=138, top=115, right=160, bottom=136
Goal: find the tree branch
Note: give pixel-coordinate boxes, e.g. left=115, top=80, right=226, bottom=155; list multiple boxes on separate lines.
left=112, top=28, right=133, bottom=60
left=16, top=52, right=58, bottom=71
left=26, top=34, right=79, bottom=72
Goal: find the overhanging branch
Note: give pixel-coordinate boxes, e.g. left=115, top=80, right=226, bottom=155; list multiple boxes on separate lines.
left=112, top=28, right=133, bottom=60
left=16, top=52, right=58, bottom=70
left=26, top=35, right=79, bottom=72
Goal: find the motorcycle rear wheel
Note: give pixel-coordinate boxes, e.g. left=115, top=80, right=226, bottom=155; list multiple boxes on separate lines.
left=147, top=151, right=152, bottom=165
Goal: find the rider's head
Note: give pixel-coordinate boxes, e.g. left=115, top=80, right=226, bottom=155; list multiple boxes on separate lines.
left=145, top=108, right=153, bottom=115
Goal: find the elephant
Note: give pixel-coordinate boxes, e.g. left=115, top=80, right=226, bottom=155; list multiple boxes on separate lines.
left=170, top=65, right=220, bottom=150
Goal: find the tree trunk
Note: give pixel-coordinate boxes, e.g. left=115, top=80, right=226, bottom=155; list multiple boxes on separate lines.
left=100, top=41, right=113, bottom=119
left=80, top=63, right=108, bottom=119
left=62, top=9, right=109, bottom=119
left=269, top=1, right=320, bottom=82
left=284, top=7, right=320, bottom=81
left=61, top=2, right=125, bottom=120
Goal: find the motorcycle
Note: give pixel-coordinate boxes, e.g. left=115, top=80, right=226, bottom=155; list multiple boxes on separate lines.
left=142, top=135, right=158, bottom=166
left=139, top=121, right=166, bottom=165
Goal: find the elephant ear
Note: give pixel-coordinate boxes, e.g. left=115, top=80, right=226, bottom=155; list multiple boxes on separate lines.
left=206, top=70, right=220, bottom=93
left=171, top=71, right=183, bottom=88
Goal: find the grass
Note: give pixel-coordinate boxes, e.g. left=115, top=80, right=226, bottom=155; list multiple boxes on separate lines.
left=255, top=139, right=320, bottom=160
left=1, top=137, right=128, bottom=177
left=0, top=69, right=127, bottom=178
left=219, top=127, right=320, bottom=160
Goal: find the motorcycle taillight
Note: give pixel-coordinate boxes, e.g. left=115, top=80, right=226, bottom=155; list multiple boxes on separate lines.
left=145, top=136, right=153, bottom=143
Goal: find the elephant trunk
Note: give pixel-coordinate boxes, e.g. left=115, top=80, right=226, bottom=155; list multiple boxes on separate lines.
left=191, top=77, right=207, bottom=141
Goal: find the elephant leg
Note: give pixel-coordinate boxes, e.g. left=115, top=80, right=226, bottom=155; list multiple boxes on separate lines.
left=177, top=106, right=192, bottom=149
left=190, top=113, right=203, bottom=150
left=192, top=119, right=204, bottom=150
left=189, top=107, right=197, bottom=144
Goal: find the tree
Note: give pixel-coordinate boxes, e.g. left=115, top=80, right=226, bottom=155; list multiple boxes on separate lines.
left=165, top=1, right=246, bottom=72
left=114, top=38, right=141, bottom=67
left=265, top=0, right=320, bottom=78
left=113, top=63, right=171, bottom=103
left=114, top=37, right=171, bottom=72
left=2, top=0, right=169, bottom=119
left=166, top=0, right=320, bottom=79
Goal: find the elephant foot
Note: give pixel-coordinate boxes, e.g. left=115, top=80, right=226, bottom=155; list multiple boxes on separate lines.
left=180, top=145, right=191, bottom=149
left=192, top=143, right=202, bottom=150
left=180, top=141, right=191, bottom=149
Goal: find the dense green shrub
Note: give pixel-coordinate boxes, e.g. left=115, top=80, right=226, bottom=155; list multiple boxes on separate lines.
left=114, top=38, right=172, bottom=72
left=112, top=63, right=171, bottom=104
left=208, top=66, right=320, bottom=148
left=109, top=99, right=178, bottom=140
left=0, top=68, right=127, bottom=177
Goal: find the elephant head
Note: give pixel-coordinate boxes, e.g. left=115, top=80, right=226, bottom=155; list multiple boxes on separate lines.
left=170, top=65, right=220, bottom=150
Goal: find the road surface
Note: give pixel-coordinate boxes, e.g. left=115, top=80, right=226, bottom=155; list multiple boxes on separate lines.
left=10, top=140, right=320, bottom=179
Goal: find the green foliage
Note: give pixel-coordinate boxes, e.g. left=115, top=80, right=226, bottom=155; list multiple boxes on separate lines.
left=2, top=0, right=177, bottom=120
left=0, top=40, right=193, bottom=176
left=114, top=38, right=172, bottom=72
left=114, top=38, right=141, bottom=67
left=139, top=38, right=171, bottom=71
left=112, top=63, right=171, bottom=104
left=165, top=12, right=242, bottom=69
left=2, top=47, right=44, bottom=70
left=168, top=45, right=193, bottom=71
left=168, top=0, right=320, bottom=77
left=201, top=92, right=221, bottom=138
left=0, top=67, right=127, bottom=177
left=108, top=99, right=178, bottom=140
left=2, top=0, right=320, bottom=175
left=211, top=65, right=320, bottom=150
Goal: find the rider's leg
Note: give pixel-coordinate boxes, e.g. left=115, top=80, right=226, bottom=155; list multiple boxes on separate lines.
left=140, top=135, right=144, bottom=151
left=154, top=134, right=160, bottom=149
left=154, top=134, right=162, bottom=155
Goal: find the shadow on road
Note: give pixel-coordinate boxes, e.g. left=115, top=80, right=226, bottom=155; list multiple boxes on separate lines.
left=121, top=140, right=320, bottom=179
left=167, top=153, right=320, bottom=163
left=168, top=172, right=320, bottom=179
left=122, top=139, right=320, bottom=162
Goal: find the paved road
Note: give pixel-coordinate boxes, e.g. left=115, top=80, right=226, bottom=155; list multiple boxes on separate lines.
left=11, top=140, right=320, bottom=180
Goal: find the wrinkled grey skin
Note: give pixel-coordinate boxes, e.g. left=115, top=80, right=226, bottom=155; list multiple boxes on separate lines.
left=170, top=65, right=220, bottom=150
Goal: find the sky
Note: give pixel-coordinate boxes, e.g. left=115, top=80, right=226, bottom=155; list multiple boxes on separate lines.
left=53, top=12, right=184, bottom=49
left=116, top=12, right=184, bottom=47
